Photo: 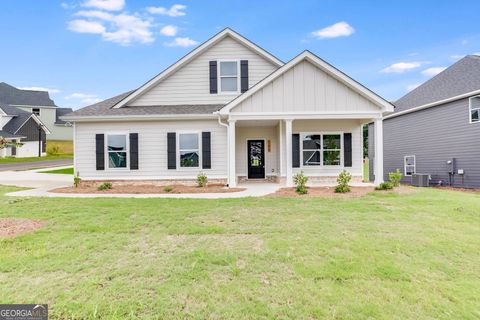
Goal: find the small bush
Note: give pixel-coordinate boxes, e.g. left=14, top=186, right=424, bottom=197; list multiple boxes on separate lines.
left=197, top=172, right=208, bottom=187
left=335, top=170, right=352, bottom=193
left=388, top=169, right=402, bottom=187
left=163, top=186, right=173, bottom=193
left=375, top=181, right=394, bottom=190
left=73, top=171, right=81, bottom=188
left=47, top=145, right=60, bottom=156
left=97, top=182, right=112, bottom=191
left=293, top=171, right=308, bottom=194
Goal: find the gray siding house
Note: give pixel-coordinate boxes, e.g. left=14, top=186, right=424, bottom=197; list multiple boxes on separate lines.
left=369, top=55, right=480, bottom=188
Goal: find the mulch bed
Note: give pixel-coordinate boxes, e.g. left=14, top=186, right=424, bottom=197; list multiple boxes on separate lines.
left=0, top=218, right=46, bottom=238
left=432, top=186, right=480, bottom=194
left=269, top=185, right=417, bottom=198
left=51, top=183, right=245, bottom=194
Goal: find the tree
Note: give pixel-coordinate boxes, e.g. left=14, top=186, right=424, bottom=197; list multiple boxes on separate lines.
left=0, top=136, right=23, bottom=150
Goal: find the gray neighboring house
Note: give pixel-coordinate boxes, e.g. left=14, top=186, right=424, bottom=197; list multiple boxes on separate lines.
left=369, top=55, right=480, bottom=188
left=0, top=82, right=73, bottom=140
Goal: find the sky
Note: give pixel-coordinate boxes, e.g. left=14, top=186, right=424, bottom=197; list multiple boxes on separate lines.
left=1, top=0, right=479, bottom=109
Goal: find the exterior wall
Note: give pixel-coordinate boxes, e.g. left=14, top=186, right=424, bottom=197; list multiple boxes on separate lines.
left=51, top=124, right=73, bottom=140
left=17, top=106, right=73, bottom=140
left=232, top=60, right=380, bottom=113
left=235, top=125, right=279, bottom=177
left=15, top=141, right=44, bottom=157
left=129, top=36, right=278, bottom=106
left=75, top=120, right=228, bottom=180
left=382, top=97, right=480, bottom=188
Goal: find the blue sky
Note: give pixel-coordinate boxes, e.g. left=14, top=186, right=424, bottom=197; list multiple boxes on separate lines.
left=1, top=0, right=479, bottom=109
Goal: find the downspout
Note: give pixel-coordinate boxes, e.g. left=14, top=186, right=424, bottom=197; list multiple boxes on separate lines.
left=38, top=126, right=41, bottom=157
left=215, top=112, right=230, bottom=185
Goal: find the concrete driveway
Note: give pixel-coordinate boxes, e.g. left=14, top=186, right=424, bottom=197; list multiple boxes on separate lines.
left=0, top=167, right=72, bottom=189
left=0, top=159, right=73, bottom=172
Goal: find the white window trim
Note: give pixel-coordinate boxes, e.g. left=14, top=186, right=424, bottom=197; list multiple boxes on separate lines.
left=217, top=59, right=241, bottom=95
left=469, top=95, right=480, bottom=124
left=299, top=132, right=344, bottom=168
left=105, top=132, right=130, bottom=170
left=404, top=155, right=416, bottom=176
left=177, top=131, right=202, bottom=170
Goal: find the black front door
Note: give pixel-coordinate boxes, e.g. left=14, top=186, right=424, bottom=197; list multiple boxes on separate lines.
left=247, top=140, right=265, bottom=179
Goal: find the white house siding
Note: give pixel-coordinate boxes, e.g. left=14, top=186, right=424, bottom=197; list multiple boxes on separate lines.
left=232, top=60, right=380, bottom=113
left=51, top=124, right=73, bottom=140
left=129, top=36, right=278, bottom=106
left=75, top=120, right=227, bottom=180
left=15, top=141, right=43, bottom=158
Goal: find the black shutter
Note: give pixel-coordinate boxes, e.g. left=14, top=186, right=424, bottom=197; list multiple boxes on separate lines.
left=344, top=133, right=352, bottom=167
left=167, top=132, right=176, bottom=169
left=202, top=132, right=211, bottom=169
left=130, top=133, right=139, bottom=170
left=240, top=60, right=249, bottom=93
left=95, top=134, right=105, bottom=170
left=292, top=134, right=300, bottom=168
left=209, top=61, right=218, bottom=94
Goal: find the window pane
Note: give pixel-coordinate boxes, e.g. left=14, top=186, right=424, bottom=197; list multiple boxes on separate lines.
left=179, top=133, right=198, bottom=150
left=303, top=135, right=321, bottom=149
left=471, top=109, right=479, bottom=122
left=471, top=97, right=480, bottom=109
left=405, top=156, right=415, bottom=166
left=108, top=135, right=126, bottom=151
left=323, top=150, right=341, bottom=165
left=109, top=152, right=127, bottom=168
left=221, top=77, right=238, bottom=92
left=323, top=134, right=341, bottom=149
left=303, top=150, right=320, bottom=166
left=405, top=166, right=415, bottom=176
left=180, top=151, right=199, bottom=167
left=220, top=61, right=238, bottom=76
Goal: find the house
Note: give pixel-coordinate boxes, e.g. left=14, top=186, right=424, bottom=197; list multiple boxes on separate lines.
left=0, top=82, right=73, bottom=141
left=63, top=28, right=393, bottom=187
left=0, top=103, right=50, bottom=158
left=369, top=55, right=480, bottom=188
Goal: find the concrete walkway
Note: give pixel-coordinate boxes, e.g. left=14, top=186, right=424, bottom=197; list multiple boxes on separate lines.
left=0, top=159, right=73, bottom=171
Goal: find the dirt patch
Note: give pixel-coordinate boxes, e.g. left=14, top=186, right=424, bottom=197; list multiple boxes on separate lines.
left=0, top=218, right=46, bottom=238
left=51, top=182, right=245, bottom=194
left=269, top=185, right=417, bottom=198
left=432, top=186, right=480, bottom=194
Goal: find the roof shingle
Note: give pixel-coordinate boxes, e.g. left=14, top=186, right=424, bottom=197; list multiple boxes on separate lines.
left=0, top=82, right=57, bottom=107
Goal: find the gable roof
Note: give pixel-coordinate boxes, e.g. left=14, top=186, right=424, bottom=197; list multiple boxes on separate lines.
left=55, top=107, right=73, bottom=125
left=0, top=82, right=57, bottom=107
left=219, top=50, right=394, bottom=114
left=0, top=104, right=50, bottom=135
left=394, top=55, right=480, bottom=112
left=111, top=28, right=284, bottom=109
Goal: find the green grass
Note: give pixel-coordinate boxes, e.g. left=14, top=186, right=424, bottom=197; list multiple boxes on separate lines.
left=39, top=167, right=74, bottom=175
left=363, top=158, right=369, bottom=181
left=0, top=154, right=73, bottom=164
left=1, top=186, right=479, bottom=319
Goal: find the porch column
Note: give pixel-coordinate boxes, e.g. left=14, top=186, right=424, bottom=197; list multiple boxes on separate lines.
left=374, top=118, right=384, bottom=185
left=228, top=119, right=237, bottom=187
left=285, top=119, right=293, bottom=187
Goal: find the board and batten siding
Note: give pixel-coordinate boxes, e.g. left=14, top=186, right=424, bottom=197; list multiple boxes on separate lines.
left=380, top=97, right=480, bottom=188
left=129, top=36, right=278, bottom=106
left=74, top=120, right=227, bottom=180
left=231, top=60, right=380, bottom=113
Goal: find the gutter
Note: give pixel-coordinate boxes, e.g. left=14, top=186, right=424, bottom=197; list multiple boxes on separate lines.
left=61, top=114, right=218, bottom=122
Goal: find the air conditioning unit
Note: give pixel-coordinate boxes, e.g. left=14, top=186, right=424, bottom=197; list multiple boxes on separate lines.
left=411, top=174, right=430, bottom=187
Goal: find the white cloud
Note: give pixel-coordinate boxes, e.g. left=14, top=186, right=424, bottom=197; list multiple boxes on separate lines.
left=65, top=93, right=102, bottom=105
left=406, top=83, right=421, bottom=91
left=165, top=37, right=198, bottom=47
left=381, top=61, right=425, bottom=73
left=147, top=4, right=186, bottom=17
left=451, top=54, right=464, bottom=60
left=82, top=0, right=125, bottom=11
left=68, top=19, right=106, bottom=34
left=421, top=67, right=446, bottom=77
left=160, top=25, right=178, bottom=37
left=311, top=22, right=355, bottom=39
left=18, top=86, right=61, bottom=94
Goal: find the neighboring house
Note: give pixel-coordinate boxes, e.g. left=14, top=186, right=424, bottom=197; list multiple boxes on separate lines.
left=369, top=55, right=480, bottom=188
left=0, top=103, right=50, bottom=158
left=0, top=82, right=73, bottom=140
left=63, top=28, right=393, bottom=187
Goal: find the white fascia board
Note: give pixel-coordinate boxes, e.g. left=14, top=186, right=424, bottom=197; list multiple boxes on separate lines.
left=61, top=114, right=218, bottom=122
left=10, top=104, right=57, bottom=109
left=228, top=111, right=383, bottom=121
left=112, top=28, right=284, bottom=109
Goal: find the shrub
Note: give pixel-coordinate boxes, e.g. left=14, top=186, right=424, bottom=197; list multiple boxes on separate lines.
left=73, top=171, right=81, bottom=188
left=97, top=182, right=112, bottom=191
left=375, top=181, right=394, bottom=190
left=293, top=171, right=308, bottom=194
left=388, top=169, right=402, bottom=187
left=163, top=186, right=173, bottom=193
left=47, top=145, right=60, bottom=156
left=197, top=172, right=208, bottom=187
left=335, top=170, right=352, bottom=193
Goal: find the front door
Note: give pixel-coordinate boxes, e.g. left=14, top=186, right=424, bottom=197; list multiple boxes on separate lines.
left=247, top=140, right=265, bottom=179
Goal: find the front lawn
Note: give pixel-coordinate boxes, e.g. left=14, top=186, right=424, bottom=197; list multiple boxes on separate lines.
left=0, top=186, right=479, bottom=319
left=39, top=167, right=74, bottom=175
left=0, top=154, right=72, bottom=164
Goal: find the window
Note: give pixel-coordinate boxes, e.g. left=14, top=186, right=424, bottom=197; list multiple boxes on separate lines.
left=219, top=61, right=239, bottom=93
left=470, top=96, right=480, bottom=123
left=107, top=134, right=128, bottom=168
left=301, top=133, right=342, bottom=166
left=32, top=108, right=40, bottom=116
left=179, top=133, right=200, bottom=168
left=404, top=155, right=416, bottom=176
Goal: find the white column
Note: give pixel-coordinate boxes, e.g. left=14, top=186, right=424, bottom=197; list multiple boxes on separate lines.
left=285, top=119, right=293, bottom=187
left=228, top=119, right=237, bottom=187
left=374, top=118, right=384, bottom=185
